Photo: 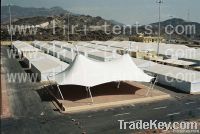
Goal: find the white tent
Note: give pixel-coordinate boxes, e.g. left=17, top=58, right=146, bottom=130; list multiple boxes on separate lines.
left=50, top=54, right=154, bottom=102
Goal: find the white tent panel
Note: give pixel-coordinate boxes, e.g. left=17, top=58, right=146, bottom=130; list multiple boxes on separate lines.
left=51, top=54, right=153, bottom=87
left=13, top=41, right=40, bottom=55
left=75, top=41, right=92, bottom=47
left=40, top=44, right=53, bottom=53
left=145, top=64, right=200, bottom=93
left=58, top=50, right=76, bottom=63
left=87, top=43, right=117, bottom=52
left=49, top=41, right=74, bottom=50
left=88, top=51, right=121, bottom=62
left=32, top=41, right=48, bottom=49
left=48, top=46, right=63, bottom=57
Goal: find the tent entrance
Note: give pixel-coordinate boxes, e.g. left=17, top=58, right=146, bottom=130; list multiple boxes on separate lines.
left=56, top=85, right=94, bottom=103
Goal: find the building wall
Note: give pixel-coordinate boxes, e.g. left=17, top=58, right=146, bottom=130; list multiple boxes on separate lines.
left=129, top=36, right=164, bottom=43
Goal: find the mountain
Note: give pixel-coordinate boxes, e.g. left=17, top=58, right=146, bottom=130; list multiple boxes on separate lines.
left=108, top=20, right=124, bottom=26
left=150, top=18, right=200, bottom=37
left=1, top=5, right=115, bottom=27
left=151, top=18, right=200, bottom=27
left=130, top=18, right=200, bottom=40
left=1, top=5, right=70, bottom=23
left=6, top=14, right=114, bottom=30
left=1, top=5, right=200, bottom=41
left=1, top=6, right=117, bottom=41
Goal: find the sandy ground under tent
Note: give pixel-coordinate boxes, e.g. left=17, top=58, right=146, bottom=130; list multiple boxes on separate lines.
left=52, top=81, right=170, bottom=113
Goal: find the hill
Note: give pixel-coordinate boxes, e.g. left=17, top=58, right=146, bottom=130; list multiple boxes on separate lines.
left=1, top=5, right=70, bottom=23
left=1, top=6, right=200, bottom=41
left=150, top=18, right=200, bottom=40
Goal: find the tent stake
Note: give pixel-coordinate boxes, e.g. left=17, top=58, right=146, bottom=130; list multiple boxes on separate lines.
left=57, top=85, right=64, bottom=100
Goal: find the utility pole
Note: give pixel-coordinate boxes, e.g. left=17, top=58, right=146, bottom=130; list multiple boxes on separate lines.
left=8, top=0, right=13, bottom=48
left=67, top=13, right=70, bottom=41
left=169, top=15, right=173, bottom=44
left=187, top=9, right=190, bottom=22
left=156, top=0, right=163, bottom=55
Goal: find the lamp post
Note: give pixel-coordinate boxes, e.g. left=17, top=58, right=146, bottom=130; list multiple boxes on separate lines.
left=169, top=15, right=173, bottom=44
left=67, top=13, right=70, bottom=41
left=8, top=0, right=13, bottom=48
left=156, top=0, right=163, bottom=55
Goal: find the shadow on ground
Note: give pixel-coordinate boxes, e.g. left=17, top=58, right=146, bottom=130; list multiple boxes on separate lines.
left=46, top=82, right=141, bottom=101
left=36, top=86, right=55, bottom=102
left=36, top=82, right=142, bottom=102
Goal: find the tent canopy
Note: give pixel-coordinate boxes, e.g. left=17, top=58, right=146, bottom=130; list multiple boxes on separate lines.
left=50, top=54, right=153, bottom=87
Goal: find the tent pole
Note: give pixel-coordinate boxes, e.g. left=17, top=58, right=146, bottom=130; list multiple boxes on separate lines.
left=117, top=81, right=120, bottom=88
left=150, top=79, right=157, bottom=97
left=88, top=87, right=94, bottom=103
left=29, top=62, right=31, bottom=69
left=85, top=87, right=89, bottom=97
left=57, top=85, right=64, bottom=100
left=152, top=77, right=158, bottom=96
left=145, top=82, right=152, bottom=96
left=147, top=77, right=157, bottom=97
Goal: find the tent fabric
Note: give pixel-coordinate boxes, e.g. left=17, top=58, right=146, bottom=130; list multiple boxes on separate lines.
left=50, top=54, right=153, bottom=87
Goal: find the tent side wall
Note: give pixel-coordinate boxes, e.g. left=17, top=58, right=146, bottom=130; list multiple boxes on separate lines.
left=191, top=82, right=200, bottom=94
left=179, top=58, right=200, bottom=66
left=30, top=64, right=42, bottom=81
left=87, top=54, right=105, bottom=62
left=145, top=71, right=191, bottom=93
left=59, top=54, right=73, bottom=63
left=49, top=50, right=58, bottom=57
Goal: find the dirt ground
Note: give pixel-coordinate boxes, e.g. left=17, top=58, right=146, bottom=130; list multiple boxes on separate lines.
left=55, top=81, right=169, bottom=109
left=1, top=73, right=12, bottom=119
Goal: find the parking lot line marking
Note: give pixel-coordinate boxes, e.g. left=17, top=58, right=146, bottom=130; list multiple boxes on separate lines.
left=153, top=106, right=167, bottom=110
left=114, top=112, right=130, bottom=117
left=130, top=104, right=135, bottom=107
left=104, top=109, right=108, bottom=112
left=167, top=112, right=180, bottom=116
left=185, top=101, right=196, bottom=105
left=175, top=96, right=182, bottom=99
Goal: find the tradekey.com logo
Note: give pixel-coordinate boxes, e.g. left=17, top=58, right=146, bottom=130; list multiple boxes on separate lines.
left=118, top=120, right=199, bottom=133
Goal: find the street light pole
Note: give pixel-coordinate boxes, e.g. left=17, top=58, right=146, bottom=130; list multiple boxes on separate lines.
left=8, top=0, right=13, bottom=48
left=67, top=13, right=70, bottom=41
left=169, top=15, right=173, bottom=44
left=156, top=0, right=163, bottom=55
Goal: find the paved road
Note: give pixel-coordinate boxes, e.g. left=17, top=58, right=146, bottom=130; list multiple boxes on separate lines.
left=1, top=46, right=200, bottom=134
left=69, top=95, right=200, bottom=133
left=1, top=46, right=82, bottom=134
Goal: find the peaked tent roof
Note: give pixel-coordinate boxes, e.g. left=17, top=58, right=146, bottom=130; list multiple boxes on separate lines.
left=51, top=54, right=153, bottom=87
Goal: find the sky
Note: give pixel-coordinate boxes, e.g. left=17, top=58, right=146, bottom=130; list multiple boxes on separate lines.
left=2, top=0, right=200, bottom=25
